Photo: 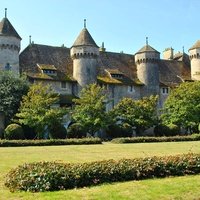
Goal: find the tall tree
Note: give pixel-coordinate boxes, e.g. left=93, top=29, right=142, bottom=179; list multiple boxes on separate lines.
left=0, top=71, right=29, bottom=125
left=162, top=81, right=200, bottom=133
left=112, top=96, right=158, bottom=135
left=16, top=83, right=66, bottom=139
left=72, top=84, right=110, bottom=136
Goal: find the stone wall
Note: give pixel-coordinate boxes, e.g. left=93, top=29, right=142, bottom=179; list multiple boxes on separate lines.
left=33, top=80, right=73, bottom=95
left=159, top=87, right=170, bottom=108
left=106, top=84, right=142, bottom=110
left=189, top=48, right=200, bottom=80
left=73, top=58, right=97, bottom=87
left=0, top=36, right=20, bottom=74
left=135, top=51, right=160, bottom=96
left=71, top=45, right=99, bottom=87
left=137, top=62, right=159, bottom=96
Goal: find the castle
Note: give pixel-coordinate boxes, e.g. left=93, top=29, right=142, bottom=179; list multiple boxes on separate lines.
left=0, top=13, right=200, bottom=111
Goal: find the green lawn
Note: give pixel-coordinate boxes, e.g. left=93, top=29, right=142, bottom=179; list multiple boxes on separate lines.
left=1, top=141, right=200, bottom=199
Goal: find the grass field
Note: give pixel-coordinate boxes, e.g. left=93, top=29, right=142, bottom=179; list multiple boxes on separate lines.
left=1, top=141, right=200, bottom=199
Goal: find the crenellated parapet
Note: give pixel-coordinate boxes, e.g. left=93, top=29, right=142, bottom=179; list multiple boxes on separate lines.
left=189, top=53, right=200, bottom=60
left=135, top=57, right=159, bottom=65
left=70, top=46, right=99, bottom=60
left=0, top=43, right=20, bottom=52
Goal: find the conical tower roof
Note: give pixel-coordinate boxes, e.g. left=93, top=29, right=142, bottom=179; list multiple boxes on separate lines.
left=189, top=40, right=200, bottom=51
left=72, top=28, right=98, bottom=48
left=0, top=17, right=21, bottom=40
left=136, top=44, right=159, bottom=54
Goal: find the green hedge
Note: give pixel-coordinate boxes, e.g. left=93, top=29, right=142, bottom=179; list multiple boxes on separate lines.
left=0, top=138, right=102, bottom=147
left=5, top=153, right=200, bottom=192
left=111, top=134, right=200, bottom=144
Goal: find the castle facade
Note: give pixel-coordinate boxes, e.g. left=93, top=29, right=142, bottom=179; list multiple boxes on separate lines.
left=0, top=15, right=200, bottom=110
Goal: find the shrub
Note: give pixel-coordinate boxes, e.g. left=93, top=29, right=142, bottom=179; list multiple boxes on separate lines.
left=4, top=124, right=24, bottom=140
left=5, top=153, right=200, bottom=192
left=106, top=124, right=121, bottom=138
left=106, top=123, right=132, bottom=138
left=67, top=123, right=86, bottom=138
left=154, top=124, right=169, bottom=136
left=22, top=125, right=36, bottom=139
left=0, top=138, right=102, bottom=147
left=0, top=128, right=4, bottom=139
left=111, top=135, right=200, bottom=144
left=49, top=122, right=67, bottom=139
left=154, top=124, right=180, bottom=137
left=121, top=123, right=133, bottom=137
left=167, top=124, right=180, bottom=136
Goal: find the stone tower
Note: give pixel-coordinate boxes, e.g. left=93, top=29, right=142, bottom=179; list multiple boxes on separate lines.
left=70, top=20, right=99, bottom=88
left=0, top=9, right=21, bottom=75
left=135, top=39, right=160, bottom=96
left=189, top=40, right=200, bottom=80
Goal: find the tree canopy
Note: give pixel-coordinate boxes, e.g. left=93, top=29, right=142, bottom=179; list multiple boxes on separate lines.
left=162, top=81, right=200, bottom=133
left=0, top=71, right=29, bottom=125
left=72, top=84, right=110, bottom=136
left=16, top=83, right=66, bottom=138
left=112, top=95, right=158, bottom=135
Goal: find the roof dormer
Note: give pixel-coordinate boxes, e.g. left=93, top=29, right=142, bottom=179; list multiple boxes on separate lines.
left=105, top=69, right=124, bottom=79
left=37, top=63, right=57, bottom=76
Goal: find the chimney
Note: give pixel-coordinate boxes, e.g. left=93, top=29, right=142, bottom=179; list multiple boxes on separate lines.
left=163, top=47, right=174, bottom=60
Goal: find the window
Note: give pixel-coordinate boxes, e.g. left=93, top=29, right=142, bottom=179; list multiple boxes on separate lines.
left=128, top=86, right=134, bottom=93
left=162, top=87, right=169, bottom=94
left=111, top=74, right=122, bottom=79
left=87, top=67, right=91, bottom=75
left=5, top=63, right=11, bottom=71
left=61, top=81, right=67, bottom=89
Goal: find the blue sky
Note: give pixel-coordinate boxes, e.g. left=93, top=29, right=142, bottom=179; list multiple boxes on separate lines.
left=1, top=0, right=200, bottom=55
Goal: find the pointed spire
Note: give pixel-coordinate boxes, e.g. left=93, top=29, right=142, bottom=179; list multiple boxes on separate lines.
left=189, top=40, right=200, bottom=50
left=146, top=37, right=148, bottom=45
left=102, top=42, right=104, bottom=48
left=72, top=27, right=98, bottom=48
left=29, top=35, right=32, bottom=44
left=84, top=19, right=86, bottom=28
left=0, top=15, right=21, bottom=39
left=182, top=46, right=184, bottom=53
left=5, top=8, right=7, bottom=18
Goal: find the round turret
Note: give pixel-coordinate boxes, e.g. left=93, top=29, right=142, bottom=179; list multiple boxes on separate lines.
left=70, top=22, right=99, bottom=88
left=0, top=11, right=21, bottom=75
left=135, top=40, right=160, bottom=96
left=189, top=40, right=200, bottom=80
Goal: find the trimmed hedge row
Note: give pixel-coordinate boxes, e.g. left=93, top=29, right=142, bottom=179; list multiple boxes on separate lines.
left=111, top=134, right=200, bottom=144
left=5, top=153, right=200, bottom=192
left=0, top=138, right=102, bottom=147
